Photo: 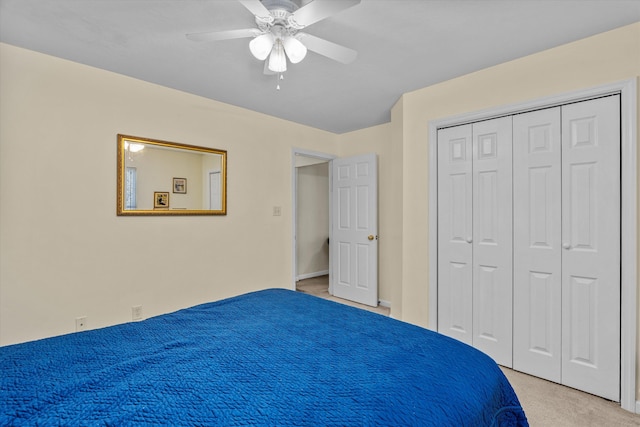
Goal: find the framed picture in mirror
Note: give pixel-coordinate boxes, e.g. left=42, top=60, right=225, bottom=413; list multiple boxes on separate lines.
left=173, top=178, right=187, bottom=194
left=154, top=192, right=169, bottom=209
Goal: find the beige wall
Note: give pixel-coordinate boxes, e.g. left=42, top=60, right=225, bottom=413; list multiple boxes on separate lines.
left=0, top=43, right=339, bottom=345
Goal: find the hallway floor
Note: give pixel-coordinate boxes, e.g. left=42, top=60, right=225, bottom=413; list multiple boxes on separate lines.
left=295, top=275, right=390, bottom=317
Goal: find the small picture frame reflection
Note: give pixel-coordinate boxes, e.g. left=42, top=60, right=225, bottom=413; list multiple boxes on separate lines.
left=154, top=192, right=169, bottom=209
left=173, top=178, right=187, bottom=194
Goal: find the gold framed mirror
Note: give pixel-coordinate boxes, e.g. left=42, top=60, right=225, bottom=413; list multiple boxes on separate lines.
left=117, top=134, right=227, bottom=216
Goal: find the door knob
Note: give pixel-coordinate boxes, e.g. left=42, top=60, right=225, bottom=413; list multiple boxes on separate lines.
left=368, top=235, right=376, bottom=241
left=562, top=242, right=571, bottom=249
left=466, top=237, right=473, bottom=243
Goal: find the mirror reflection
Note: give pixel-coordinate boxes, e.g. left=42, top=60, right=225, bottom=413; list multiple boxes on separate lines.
left=117, top=135, right=227, bottom=215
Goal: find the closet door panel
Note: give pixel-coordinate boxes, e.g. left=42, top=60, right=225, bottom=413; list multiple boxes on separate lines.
left=561, top=95, right=620, bottom=401
left=513, top=107, right=562, bottom=382
left=472, top=116, right=513, bottom=367
left=437, top=125, right=473, bottom=344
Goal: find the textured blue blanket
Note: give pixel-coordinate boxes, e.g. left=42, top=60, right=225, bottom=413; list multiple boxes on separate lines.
left=1, top=289, right=528, bottom=426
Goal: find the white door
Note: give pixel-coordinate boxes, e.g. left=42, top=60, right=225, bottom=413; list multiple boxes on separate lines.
left=561, top=95, right=620, bottom=401
left=331, top=153, right=378, bottom=306
left=437, top=118, right=513, bottom=366
left=437, top=124, right=473, bottom=345
left=513, top=107, right=562, bottom=382
left=209, top=171, right=221, bottom=210
left=471, top=117, right=513, bottom=367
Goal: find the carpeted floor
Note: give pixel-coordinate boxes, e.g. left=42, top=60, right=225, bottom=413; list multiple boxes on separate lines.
left=296, top=275, right=640, bottom=426
left=501, top=368, right=640, bottom=426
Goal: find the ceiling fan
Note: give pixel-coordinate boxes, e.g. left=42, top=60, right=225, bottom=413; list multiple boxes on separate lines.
left=187, top=0, right=361, bottom=78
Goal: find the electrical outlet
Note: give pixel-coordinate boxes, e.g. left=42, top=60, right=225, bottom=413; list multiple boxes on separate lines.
left=132, top=305, right=143, bottom=321
left=273, top=206, right=281, bottom=216
left=75, top=316, right=87, bottom=332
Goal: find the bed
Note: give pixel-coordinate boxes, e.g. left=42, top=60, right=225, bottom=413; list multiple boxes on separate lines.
left=1, top=289, right=528, bottom=426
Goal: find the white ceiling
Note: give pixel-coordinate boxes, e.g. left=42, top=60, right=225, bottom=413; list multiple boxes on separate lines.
left=1, top=0, right=639, bottom=134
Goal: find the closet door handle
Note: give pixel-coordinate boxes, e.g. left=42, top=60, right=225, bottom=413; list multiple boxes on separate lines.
left=466, top=237, right=473, bottom=244
left=562, top=242, right=571, bottom=250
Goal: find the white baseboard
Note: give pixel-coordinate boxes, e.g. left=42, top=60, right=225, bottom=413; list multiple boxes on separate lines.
left=635, top=400, right=640, bottom=414
left=379, top=299, right=391, bottom=308
left=296, top=270, right=329, bottom=281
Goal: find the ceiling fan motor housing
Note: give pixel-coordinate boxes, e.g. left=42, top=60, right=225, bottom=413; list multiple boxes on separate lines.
left=261, top=0, right=302, bottom=14
left=256, top=1, right=302, bottom=38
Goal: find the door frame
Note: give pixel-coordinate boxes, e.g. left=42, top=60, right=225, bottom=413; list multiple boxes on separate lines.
left=291, top=148, right=336, bottom=292
left=427, top=79, right=638, bottom=412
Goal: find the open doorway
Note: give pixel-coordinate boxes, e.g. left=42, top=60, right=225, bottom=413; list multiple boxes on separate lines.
left=291, top=149, right=335, bottom=293
left=296, top=161, right=329, bottom=280
left=292, top=149, right=380, bottom=308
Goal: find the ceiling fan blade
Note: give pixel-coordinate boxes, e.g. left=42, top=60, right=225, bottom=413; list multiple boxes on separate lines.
left=238, top=0, right=272, bottom=20
left=296, top=33, right=357, bottom=64
left=186, top=28, right=259, bottom=42
left=290, top=0, right=361, bottom=28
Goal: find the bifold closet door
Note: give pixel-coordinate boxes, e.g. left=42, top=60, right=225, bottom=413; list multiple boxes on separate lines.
left=471, top=117, right=513, bottom=367
left=513, top=107, right=562, bottom=383
left=513, top=95, right=620, bottom=401
left=437, top=124, right=473, bottom=345
left=437, top=117, right=513, bottom=367
left=561, top=96, right=620, bottom=401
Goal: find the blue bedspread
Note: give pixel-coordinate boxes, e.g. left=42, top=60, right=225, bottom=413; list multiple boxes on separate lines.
left=1, top=289, right=528, bottom=426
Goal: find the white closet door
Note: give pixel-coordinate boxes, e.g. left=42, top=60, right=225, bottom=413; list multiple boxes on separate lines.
left=437, top=125, right=473, bottom=345
left=513, top=107, right=562, bottom=382
left=561, top=95, right=620, bottom=401
left=472, top=117, right=513, bottom=367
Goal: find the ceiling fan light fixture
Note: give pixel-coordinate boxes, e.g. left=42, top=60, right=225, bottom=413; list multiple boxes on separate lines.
left=268, top=39, right=287, bottom=73
left=282, top=36, right=307, bottom=64
left=124, top=142, right=145, bottom=153
left=249, top=33, right=274, bottom=60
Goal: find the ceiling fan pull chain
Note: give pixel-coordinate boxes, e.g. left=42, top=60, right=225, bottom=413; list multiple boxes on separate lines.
left=276, top=73, right=284, bottom=90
